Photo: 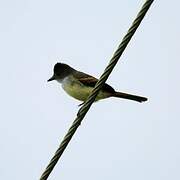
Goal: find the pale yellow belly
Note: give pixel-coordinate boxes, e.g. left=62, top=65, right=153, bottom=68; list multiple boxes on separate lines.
left=61, top=78, right=110, bottom=102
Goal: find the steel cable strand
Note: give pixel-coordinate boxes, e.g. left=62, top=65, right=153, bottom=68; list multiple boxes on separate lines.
left=39, top=1, right=154, bottom=179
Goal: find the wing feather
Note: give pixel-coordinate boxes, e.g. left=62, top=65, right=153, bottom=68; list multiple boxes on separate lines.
left=74, top=71, right=115, bottom=93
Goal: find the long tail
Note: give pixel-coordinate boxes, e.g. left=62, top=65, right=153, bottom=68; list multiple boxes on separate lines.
left=112, top=91, right=148, bottom=103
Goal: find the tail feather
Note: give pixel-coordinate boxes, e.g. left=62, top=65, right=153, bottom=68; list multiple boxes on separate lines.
left=113, top=91, right=148, bottom=103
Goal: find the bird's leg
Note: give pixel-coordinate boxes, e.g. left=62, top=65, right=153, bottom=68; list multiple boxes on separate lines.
left=77, top=102, right=85, bottom=122
left=78, top=102, right=85, bottom=107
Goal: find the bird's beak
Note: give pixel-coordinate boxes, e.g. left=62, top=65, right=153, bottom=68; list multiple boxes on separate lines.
left=47, top=75, right=55, bottom=82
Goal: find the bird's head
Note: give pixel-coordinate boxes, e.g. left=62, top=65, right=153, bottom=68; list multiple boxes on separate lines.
left=47, top=63, right=73, bottom=82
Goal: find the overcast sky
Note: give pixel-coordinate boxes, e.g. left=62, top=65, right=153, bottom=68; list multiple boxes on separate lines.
left=0, top=1, right=179, bottom=180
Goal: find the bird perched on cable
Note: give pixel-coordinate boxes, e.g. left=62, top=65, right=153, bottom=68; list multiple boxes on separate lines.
left=48, top=63, right=147, bottom=105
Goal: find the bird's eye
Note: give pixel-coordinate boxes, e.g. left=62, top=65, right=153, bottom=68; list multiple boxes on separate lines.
left=56, top=72, right=61, bottom=76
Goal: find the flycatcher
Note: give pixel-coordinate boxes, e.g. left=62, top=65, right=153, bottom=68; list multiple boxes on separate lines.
left=48, top=63, right=147, bottom=105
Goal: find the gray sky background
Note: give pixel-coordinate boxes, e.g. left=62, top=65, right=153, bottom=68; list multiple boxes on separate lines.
left=0, top=1, right=179, bottom=180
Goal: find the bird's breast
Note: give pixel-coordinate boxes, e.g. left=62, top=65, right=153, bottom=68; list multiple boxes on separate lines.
left=61, top=76, right=111, bottom=102
left=61, top=76, right=92, bottom=101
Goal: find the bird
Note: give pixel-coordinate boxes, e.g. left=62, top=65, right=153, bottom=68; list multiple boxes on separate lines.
left=48, top=63, right=147, bottom=105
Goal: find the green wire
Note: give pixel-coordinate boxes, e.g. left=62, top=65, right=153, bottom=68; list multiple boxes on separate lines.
left=40, top=1, right=154, bottom=179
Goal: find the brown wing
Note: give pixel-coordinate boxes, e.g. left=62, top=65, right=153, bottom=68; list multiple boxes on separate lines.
left=74, top=71, right=115, bottom=93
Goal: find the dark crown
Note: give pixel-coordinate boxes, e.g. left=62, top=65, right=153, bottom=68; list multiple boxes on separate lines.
left=53, top=63, right=74, bottom=76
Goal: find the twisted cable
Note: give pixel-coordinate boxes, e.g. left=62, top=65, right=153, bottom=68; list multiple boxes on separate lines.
left=40, top=1, right=154, bottom=179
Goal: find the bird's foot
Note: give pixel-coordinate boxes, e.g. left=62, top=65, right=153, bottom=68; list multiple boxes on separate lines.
left=78, top=102, right=85, bottom=107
